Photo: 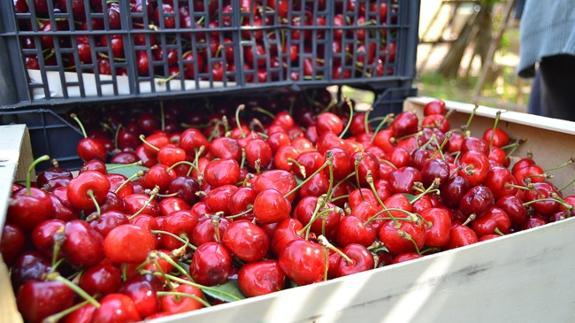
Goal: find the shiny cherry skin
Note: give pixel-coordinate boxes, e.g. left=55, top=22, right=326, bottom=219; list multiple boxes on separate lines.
left=279, top=239, right=326, bottom=286
left=336, top=215, right=377, bottom=247
left=8, top=187, right=54, bottom=232
left=11, top=252, right=50, bottom=287
left=92, top=293, right=141, bottom=323
left=190, top=242, right=233, bottom=286
left=160, top=284, right=205, bottom=314
left=204, top=159, right=241, bottom=187
left=31, top=219, right=65, bottom=257
left=62, top=220, right=105, bottom=267
left=271, top=218, right=303, bottom=256
left=157, top=145, right=187, bottom=167
left=79, top=262, right=122, bottom=295
left=67, top=171, right=110, bottom=211
left=472, top=207, right=512, bottom=237
left=191, top=216, right=231, bottom=246
left=17, top=281, right=74, bottom=323
left=391, top=111, right=419, bottom=137
left=440, top=175, right=470, bottom=208
left=335, top=244, right=374, bottom=277
left=423, top=100, right=446, bottom=116
left=77, top=137, right=107, bottom=162
left=485, top=166, right=518, bottom=198
left=459, top=151, right=490, bottom=186
left=167, top=176, right=200, bottom=203
left=253, top=189, right=291, bottom=224
left=104, top=224, right=156, bottom=264
left=222, top=220, right=269, bottom=263
left=459, top=185, right=495, bottom=216
left=447, top=225, right=478, bottom=249
left=120, top=276, right=160, bottom=318
left=238, top=260, right=286, bottom=297
left=421, top=208, right=452, bottom=248
left=1, top=224, right=26, bottom=265
left=316, top=112, right=344, bottom=136
left=378, top=220, right=426, bottom=255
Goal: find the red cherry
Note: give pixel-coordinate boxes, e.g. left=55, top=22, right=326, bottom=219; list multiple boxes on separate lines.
left=31, top=219, right=65, bottom=257
left=294, top=196, right=340, bottom=239
left=191, top=216, right=230, bottom=246
left=79, top=262, right=122, bottom=295
left=391, top=111, right=419, bottom=137
left=336, top=215, right=377, bottom=247
left=209, top=137, right=241, bottom=161
left=421, top=208, right=452, bottom=248
left=8, top=187, right=54, bottom=232
left=157, top=145, right=187, bottom=167
left=378, top=220, right=425, bottom=255
left=459, top=151, right=490, bottom=186
left=229, top=187, right=257, bottom=216
left=161, top=284, right=205, bottom=314
left=63, top=303, right=96, bottom=323
left=485, top=166, right=518, bottom=198
left=472, top=207, right=511, bottom=237
left=393, top=252, right=422, bottom=264
left=0, top=224, right=26, bottom=265
left=460, top=185, right=495, bottom=216
left=123, top=193, right=159, bottom=216
left=245, top=138, right=273, bottom=170
left=271, top=218, right=303, bottom=256
left=496, top=195, right=528, bottom=227
left=62, top=220, right=105, bottom=267
left=253, top=189, right=291, bottom=224
left=279, top=239, right=326, bottom=286
left=190, top=242, right=232, bottom=286
left=423, top=100, right=447, bottom=116
left=11, top=252, right=50, bottom=287
left=67, top=171, right=111, bottom=212
left=204, top=159, right=241, bottom=187
left=17, top=281, right=74, bottom=323
left=440, top=175, right=470, bottom=208
left=204, top=185, right=238, bottom=214
left=222, top=220, right=269, bottom=263
left=483, top=128, right=510, bottom=148
left=335, top=244, right=374, bottom=277
left=238, top=260, right=286, bottom=297
left=104, top=224, right=155, bottom=264
left=316, top=112, right=344, bottom=136
left=447, top=225, right=478, bottom=249
left=92, top=294, right=141, bottom=323
left=120, top=276, right=160, bottom=318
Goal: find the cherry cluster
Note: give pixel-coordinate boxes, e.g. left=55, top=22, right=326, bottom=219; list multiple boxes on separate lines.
left=15, top=0, right=397, bottom=82
left=3, top=90, right=574, bottom=322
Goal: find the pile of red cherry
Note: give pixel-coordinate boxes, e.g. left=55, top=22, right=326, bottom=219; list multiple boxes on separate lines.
left=16, top=0, right=396, bottom=82
left=3, top=91, right=574, bottom=323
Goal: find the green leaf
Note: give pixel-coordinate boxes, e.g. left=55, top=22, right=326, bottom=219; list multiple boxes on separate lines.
left=105, top=164, right=148, bottom=179
left=202, top=280, right=245, bottom=303
left=403, top=193, right=417, bottom=203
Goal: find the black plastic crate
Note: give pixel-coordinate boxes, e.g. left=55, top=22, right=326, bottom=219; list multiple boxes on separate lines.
left=0, top=0, right=420, bottom=108
left=0, top=85, right=416, bottom=171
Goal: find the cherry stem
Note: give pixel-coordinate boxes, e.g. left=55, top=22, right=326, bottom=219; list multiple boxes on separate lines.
left=253, top=107, right=276, bottom=119
left=151, top=230, right=197, bottom=251
left=462, top=104, right=479, bottom=133
left=287, top=158, right=307, bottom=178
left=339, top=98, right=354, bottom=139
left=114, top=171, right=144, bottom=194
left=323, top=247, right=329, bottom=281
left=211, top=214, right=222, bottom=243
left=489, top=111, right=502, bottom=149
left=365, top=171, right=397, bottom=220
left=42, top=300, right=90, bottom=323
left=284, top=153, right=334, bottom=199
left=153, top=251, right=192, bottom=279
left=505, top=183, right=533, bottom=191
left=298, top=195, right=327, bottom=240
left=364, top=109, right=372, bottom=135
left=318, top=235, right=353, bottom=264
left=161, top=273, right=242, bottom=302
left=505, top=138, right=526, bottom=157
left=191, top=146, right=206, bottom=178
left=47, top=273, right=101, bottom=308
left=431, top=135, right=446, bottom=160
left=50, top=228, right=65, bottom=269
left=107, top=161, right=143, bottom=170
left=494, top=227, right=504, bottom=236
left=524, top=196, right=573, bottom=210
left=235, top=104, right=246, bottom=138
left=139, top=135, right=160, bottom=151
left=399, top=230, right=422, bottom=255
left=354, top=156, right=364, bottom=198
left=221, top=115, right=230, bottom=135
left=156, top=291, right=212, bottom=307
left=70, top=113, right=88, bottom=138
left=86, top=190, right=101, bottom=216
left=114, top=124, right=122, bottom=150
left=560, top=177, right=575, bottom=192
left=26, top=154, right=50, bottom=195
left=370, top=113, right=395, bottom=143
left=226, top=207, right=253, bottom=220
left=128, top=186, right=159, bottom=220
left=364, top=209, right=418, bottom=225
left=546, top=158, right=574, bottom=173
left=461, top=213, right=476, bottom=226
left=410, top=179, right=441, bottom=204
left=325, top=161, right=335, bottom=200
left=168, top=160, right=198, bottom=173
left=330, top=194, right=350, bottom=203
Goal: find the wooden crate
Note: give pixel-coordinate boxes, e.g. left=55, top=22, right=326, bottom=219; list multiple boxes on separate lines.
left=1, top=98, right=575, bottom=323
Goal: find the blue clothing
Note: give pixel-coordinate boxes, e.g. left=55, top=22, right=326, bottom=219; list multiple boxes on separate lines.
left=518, top=0, right=575, bottom=77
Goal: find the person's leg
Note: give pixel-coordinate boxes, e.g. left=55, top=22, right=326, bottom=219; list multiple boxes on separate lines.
left=527, top=70, right=542, bottom=116
left=538, top=54, right=575, bottom=121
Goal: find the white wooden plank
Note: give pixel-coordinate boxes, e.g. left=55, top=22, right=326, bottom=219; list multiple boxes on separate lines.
left=155, top=218, right=575, bottom=323
left=0, top=125, right=28, bottom=323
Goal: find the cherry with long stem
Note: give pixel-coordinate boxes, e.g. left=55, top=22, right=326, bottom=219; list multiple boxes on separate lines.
left=128, top=186, right=160, bottom=220
left=318, top=235, right=353, bottom=264
left=339, top=98, right=354, bottom=139
left=45, top=272, right=101, bottom=307
left=26, top=155, right=50, bottom=195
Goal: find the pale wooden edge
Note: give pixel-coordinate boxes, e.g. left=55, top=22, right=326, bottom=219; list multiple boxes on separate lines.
left=405, top=96, right=575, bottom=135
left=0, top=125, right=29, bottom=323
